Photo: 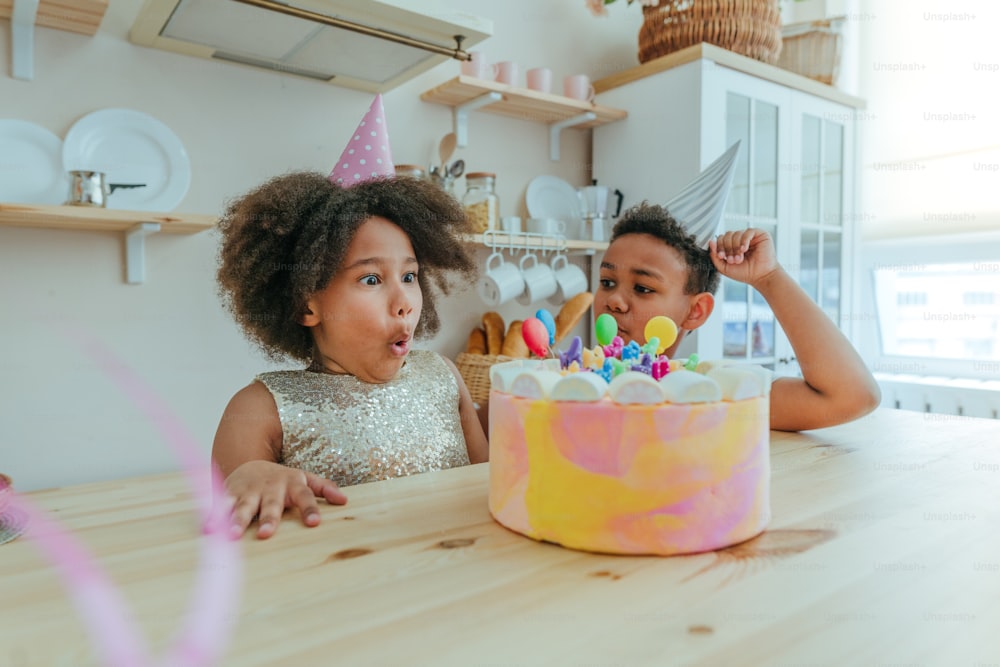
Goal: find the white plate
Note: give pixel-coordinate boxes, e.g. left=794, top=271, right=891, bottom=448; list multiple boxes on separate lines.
left=0, top=120, right=69, bottom=205
left=526, top=175, right=580, bottom=222
left=62, top=109, right=191, bottom=212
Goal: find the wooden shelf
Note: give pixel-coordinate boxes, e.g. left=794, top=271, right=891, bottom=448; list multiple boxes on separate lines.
left=421, top=76, right=627, bottom=160
left=0, top=0, right=107, bottom=35
left=0, top=203, right=216, bottom=234
left=422, top=75, right=628, bottom=127
left=0, top=202, right=215, bottom=284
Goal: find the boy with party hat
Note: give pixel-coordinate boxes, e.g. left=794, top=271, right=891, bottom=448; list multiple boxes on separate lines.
left=594, top=143, right=880, bottom=431
left=212, top=95, right=488, bottom=539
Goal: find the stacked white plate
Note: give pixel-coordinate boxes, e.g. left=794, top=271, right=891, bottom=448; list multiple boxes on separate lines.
left=0, top=119, right=68, bottom=205
left=525, top=175, right=581, bottom=236
left=62, top=108, right=191, bottom=212
left=0, top=110, right=191, bottom=211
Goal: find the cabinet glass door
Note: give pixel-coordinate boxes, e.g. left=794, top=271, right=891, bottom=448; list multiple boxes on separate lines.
left=799, top=114, right=845, bottom=326
left=722, top=92, right=779, bottom=363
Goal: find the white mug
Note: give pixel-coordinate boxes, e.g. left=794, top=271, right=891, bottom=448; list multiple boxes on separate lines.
left=495, top=61, right=520, bottom=86
left=564, top=74, right=595, bottom=102
left=517, top=252, right=558, bottom=305
left=547, top=254, right=589, bottom=306
left=477, top=252, right=524, bottom=306
left=526, top=67, right=553, bottom=93
left=461, top=51, right=498, bottom=79
left=526, top=217, right=566, bottom=235
left=501, top=215, right=523, bottom=233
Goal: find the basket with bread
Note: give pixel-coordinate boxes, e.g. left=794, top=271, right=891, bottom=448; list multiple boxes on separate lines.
left=455, top=292, right=594, bottom=405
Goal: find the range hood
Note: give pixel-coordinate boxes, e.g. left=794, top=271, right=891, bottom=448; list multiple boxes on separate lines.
left=129, top=0, right=492, bottom=92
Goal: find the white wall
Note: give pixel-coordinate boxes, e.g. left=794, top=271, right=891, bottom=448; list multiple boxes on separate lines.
left=0, top=1, right=644, bottom=490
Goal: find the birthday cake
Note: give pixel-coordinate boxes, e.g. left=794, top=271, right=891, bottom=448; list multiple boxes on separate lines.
left=487, top=315, right=771, bottom=556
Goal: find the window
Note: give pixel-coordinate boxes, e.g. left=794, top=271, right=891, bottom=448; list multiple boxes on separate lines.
left=872, top=259, right=1000, bottom=369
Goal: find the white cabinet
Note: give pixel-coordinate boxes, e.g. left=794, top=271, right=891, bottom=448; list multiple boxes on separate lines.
left=593, top=45, right=864, bottom=375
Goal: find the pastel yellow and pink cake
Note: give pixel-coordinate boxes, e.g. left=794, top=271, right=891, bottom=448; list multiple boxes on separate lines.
left=488, top=316, right=771, bottom=556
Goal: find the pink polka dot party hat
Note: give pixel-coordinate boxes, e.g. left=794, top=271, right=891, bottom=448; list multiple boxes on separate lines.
left=329, top=94, right=395, bottom=187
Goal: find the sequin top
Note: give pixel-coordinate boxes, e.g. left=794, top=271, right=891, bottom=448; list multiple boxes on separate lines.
left=256, top=350, right=470, bottom=487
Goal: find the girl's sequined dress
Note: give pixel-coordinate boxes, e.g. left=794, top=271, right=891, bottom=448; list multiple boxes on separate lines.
left=256, top=350, right=470, bottom=487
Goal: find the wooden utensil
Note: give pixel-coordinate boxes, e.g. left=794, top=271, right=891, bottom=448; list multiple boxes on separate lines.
left=438, top=132, right=457, bottom=169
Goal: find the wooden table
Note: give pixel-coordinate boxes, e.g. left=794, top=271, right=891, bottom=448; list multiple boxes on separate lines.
left=2, top=408, right=998, bottom=666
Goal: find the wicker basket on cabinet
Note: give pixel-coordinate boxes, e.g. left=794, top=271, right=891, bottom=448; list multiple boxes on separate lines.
left=638, top=0, right=783, bottom=65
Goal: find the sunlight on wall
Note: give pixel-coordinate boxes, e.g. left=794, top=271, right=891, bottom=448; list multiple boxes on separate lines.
left=856, top=0, right=1000, bottom=238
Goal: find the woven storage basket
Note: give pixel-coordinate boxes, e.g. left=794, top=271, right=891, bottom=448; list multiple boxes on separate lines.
left=775, top=17, right=844, bottom=85
left=455, top=352, right=516, bottom=405
left=638, top=0, right=783, bottom=65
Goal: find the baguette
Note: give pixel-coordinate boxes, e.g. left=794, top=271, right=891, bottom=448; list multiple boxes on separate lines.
left=465, top=327, right=488, bottom=354
left=482, top=311, right=505, bottom=355
left=500, top=320, right=529, bottom=358
left=554, top=292, right=594, bottom=343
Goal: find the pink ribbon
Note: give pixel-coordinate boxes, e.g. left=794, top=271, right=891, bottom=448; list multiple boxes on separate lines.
left=8, top=330, right=242, bottom=667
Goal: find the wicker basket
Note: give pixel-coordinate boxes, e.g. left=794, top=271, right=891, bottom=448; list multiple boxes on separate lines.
left=455, top=352, right=516, bottom=405
left=638, top=0, right=783, bottom=65
left=775, top=17, right=844, bottom=85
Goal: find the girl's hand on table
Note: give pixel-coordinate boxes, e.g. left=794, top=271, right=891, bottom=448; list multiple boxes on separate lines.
left=224, top=460, right=347, bottom=539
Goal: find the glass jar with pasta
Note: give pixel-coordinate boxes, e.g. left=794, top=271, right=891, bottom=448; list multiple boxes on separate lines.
left=462, top=172, right=499, bottom=233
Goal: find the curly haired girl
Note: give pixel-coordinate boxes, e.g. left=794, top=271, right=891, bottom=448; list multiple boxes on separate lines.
left=212, top=171, right=487, bottom=539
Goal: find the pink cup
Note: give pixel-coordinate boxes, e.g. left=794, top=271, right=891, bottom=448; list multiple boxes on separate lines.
left=564, top=74, right=595, bottom=102
left=526, top=67, right=553, bottom=93
left=461, top=51, right=498, bottom=79
left=495, top=61, right=520, bottom=86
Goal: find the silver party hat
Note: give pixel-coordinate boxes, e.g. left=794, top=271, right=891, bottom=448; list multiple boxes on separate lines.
left=664, top=141, right=741, bottom=248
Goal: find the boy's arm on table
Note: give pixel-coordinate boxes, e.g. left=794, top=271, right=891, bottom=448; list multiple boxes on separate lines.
left=212, top=381, right=347, bottom=540
left=710, top=230, right=881, bottom=432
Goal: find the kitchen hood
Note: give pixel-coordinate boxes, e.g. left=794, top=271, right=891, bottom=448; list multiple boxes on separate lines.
left=129, top=0, right=492, bottom=92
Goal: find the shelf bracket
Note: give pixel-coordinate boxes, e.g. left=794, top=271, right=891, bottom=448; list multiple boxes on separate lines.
left=549, top=111, right=596, bottom=161
left=125, top=222, right=161, bottom=285
left=453, top=92, right=501, bottom=147
left=10, top=0, right=39, bottom=80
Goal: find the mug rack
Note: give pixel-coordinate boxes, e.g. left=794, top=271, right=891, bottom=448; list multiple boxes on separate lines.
left=461, top=230, right=606, bottom=254
left=480, top=229, right=568, bottom=255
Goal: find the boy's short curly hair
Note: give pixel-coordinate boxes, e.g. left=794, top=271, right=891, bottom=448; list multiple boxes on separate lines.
left=609, top=202, right=720, bottom=296
left=217, top=171, right=476, bottom=362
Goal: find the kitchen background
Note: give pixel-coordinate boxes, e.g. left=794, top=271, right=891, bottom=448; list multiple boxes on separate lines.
left=1, top=0, right=998, bottom=491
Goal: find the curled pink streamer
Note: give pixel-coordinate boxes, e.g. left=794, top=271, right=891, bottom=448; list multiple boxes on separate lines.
left=8, top=330, right=242, bottom=667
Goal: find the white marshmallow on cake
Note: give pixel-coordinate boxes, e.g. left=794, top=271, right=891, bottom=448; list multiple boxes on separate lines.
left=491, top=360, right=541, bottom=393
left=551, top=372, right=609, bottom=402
left=509, top=370, right=564, bottom=399
left=707, top=366, right=769, bottom=401
left=694, top=359, right=734, bottom=375
left=608, top=372, right=665, bottom=405
left=659, top=369, right=723, bottom=403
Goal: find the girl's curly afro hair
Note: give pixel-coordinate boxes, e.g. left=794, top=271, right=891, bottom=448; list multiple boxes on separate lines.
left=217, top=171, right=476, bottom=362
left=609, top=201, right=720, bottom=296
